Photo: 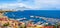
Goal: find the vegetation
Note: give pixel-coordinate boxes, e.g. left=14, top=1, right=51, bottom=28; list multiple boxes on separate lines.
left=3, top=22, right=9, bottom=26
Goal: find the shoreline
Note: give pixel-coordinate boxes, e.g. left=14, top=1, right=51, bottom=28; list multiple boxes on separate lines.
left=0, top=11, right=60, bottom=28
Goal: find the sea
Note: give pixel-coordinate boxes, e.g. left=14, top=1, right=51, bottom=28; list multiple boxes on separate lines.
left=4, top=10, right=60, bottom=24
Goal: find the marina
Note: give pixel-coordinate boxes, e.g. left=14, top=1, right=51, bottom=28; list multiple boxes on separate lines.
left=0, top=10, right=60, bottom=28
left=0, top=0, right=60, bottom=28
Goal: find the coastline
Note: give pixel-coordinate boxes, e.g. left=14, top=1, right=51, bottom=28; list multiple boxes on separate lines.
left=0, top=10, right=60, bottom=28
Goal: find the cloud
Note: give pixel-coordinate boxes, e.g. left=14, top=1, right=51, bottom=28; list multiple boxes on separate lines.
left=34, top=0, right=59, bottom=8
left=0, top=3, right=33, bottom=9
left=16, top=0, right=60, bottom=9
left=0, top=0, right=60, bottom=10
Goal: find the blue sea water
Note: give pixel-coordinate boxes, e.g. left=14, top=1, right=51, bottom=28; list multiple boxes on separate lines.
left=4, top=10, right=60, bottom=24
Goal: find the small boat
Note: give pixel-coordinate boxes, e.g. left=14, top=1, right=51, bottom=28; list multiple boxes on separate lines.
left=30, top=15, right=34, bottom=18
left=35, top=16, right=40, bottom=18
left=16, top=17, right=27, bottom=21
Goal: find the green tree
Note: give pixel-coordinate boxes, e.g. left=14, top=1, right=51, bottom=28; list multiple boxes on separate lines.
left=3, top=22, right=9, bottom=26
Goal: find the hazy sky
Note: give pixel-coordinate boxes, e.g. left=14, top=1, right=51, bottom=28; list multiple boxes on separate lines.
left=0, top=0, right=60, bottom=10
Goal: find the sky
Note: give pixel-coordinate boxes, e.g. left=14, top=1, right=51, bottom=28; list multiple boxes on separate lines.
left=0, top=0, right=60, bottom=10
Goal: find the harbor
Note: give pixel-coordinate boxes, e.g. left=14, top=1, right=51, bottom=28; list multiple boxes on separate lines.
left=0, top=0, right=60, bottom=28
left=0, top=10, right=60, bottom=28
